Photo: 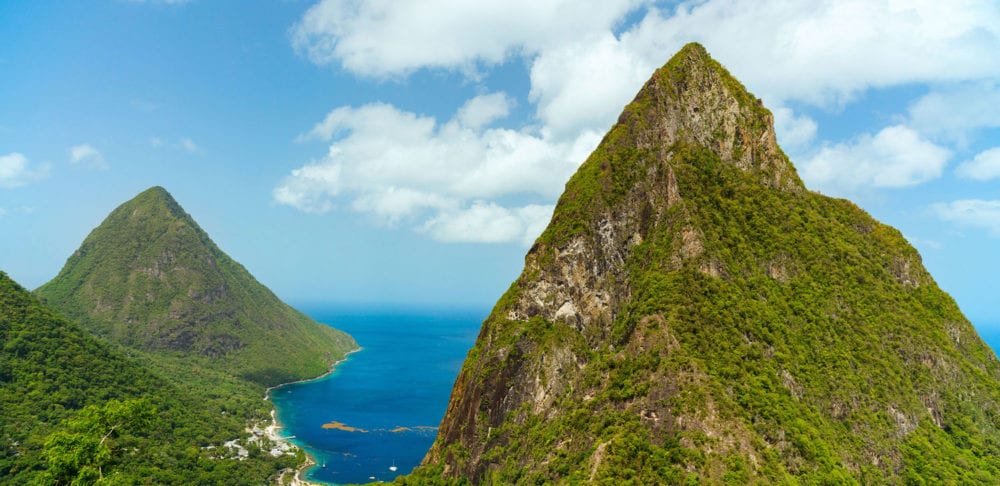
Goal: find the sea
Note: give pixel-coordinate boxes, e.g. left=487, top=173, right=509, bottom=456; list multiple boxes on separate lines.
left=270, top=306, right=1000, bottom=485
left=269, top=305, right=486, bottom=485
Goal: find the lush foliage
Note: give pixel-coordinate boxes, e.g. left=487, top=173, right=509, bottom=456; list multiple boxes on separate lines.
left=409, top=43, right=1000, bottom=484
left=0, top=272, right=301, bottom=484
left=8, top=186, right=356, bottom=483
left=35, top=186, right=356, bottom=387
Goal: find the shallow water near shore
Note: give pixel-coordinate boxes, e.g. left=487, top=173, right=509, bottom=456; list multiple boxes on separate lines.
left=270, top=305, right=484, bottom=485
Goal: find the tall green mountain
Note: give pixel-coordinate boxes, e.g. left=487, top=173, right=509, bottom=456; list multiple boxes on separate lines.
left=36, top=186, right=356, bottom=387
left=1, top=271, right=299, bottom=483
left=408, top=44, right=1000, bottom=484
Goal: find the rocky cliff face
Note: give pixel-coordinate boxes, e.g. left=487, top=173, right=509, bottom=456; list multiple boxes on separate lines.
left=508, top=43, right=801, bottom=347
left=411, top=44, right=1000, bottom=484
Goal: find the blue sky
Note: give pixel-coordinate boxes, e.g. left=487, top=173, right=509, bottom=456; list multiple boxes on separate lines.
left=2, top=1, right=1000, bottom=329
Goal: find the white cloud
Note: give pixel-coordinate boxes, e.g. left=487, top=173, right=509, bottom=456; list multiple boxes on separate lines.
left=0, top=152, right=49, bottom=188
left=909, top=82, right=1000, bottom=142
left=455, top=93, right=513, bottom=129
left=772, top=106, right=818, bottom=150
left=274, top=98, right=592, bottom=244
left=351, top=187, right=456, bottom=224
left=529, top=32, right=652, bottom=140
left=291, top=0, right=642, bottom=77
left=623, top=0, right=1000, bottom=107
left=286, top=0, right=1000, bottom=241
left=956, top=147, right=1000, bottom=181
left=932, top=199, right=1000, bottom=236
left=294, top=1, right=1000, bottom=105
left=422, top=202, right=554, bottom=246
left=68, top=144, right=108, bottom=170
left=799, top=125, right=951, bottom=193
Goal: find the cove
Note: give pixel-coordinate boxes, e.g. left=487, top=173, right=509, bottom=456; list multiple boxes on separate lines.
left=270, top=305, right=484, bottom=484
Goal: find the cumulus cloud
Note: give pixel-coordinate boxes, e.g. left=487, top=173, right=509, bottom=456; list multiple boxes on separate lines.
left=422, top=202, right=554, bottom=246
left=0, top=152, right=49, bottom=188
left=799, top=125, right=951, bottom=193
left=68, top=144, right=108, bottom=170
left=285, top=0, right=1000, bottom=242
left=932, top=199, right=1000, bottom=236
left=529, top=32, right=652, bottom=140
left=956, top=147, right=1000, bottom=181
left=623, top=0, right=1000, bottom=106
left=274, top=95, right=595, bottom=244
left=772, top=106, right=818, bottom=150
left=909, top=82, right=1000, bottom=142
left=291, top=0, right=641, bottom=77
left=294, top=0, right=1000, bottom=106
left=455, top=92, right=512, bottom=129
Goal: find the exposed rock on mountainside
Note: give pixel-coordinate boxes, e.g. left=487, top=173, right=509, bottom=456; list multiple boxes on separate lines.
left=36, top=186, right=356, bottom=386
left=410, top=43, right=1000, bottom=484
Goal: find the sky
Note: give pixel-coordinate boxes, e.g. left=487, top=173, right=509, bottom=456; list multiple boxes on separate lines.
left=1, top=1, right=999, bottom=329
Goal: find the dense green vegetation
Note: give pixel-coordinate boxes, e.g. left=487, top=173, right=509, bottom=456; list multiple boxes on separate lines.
left=7, top=186, right=357, bottom=483
left=0, top=271, right=302, bottom=484
left=409, top=43, right=1000, bottom=484
left=36, top=186, right=356, bottom=387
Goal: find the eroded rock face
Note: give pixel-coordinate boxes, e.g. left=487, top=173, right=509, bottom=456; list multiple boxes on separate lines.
left=506, top=43, right=801, bottom=343
left=418, top=43, right=1000, bottom=484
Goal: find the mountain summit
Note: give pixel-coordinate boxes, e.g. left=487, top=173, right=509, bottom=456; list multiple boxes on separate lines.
left=411, top=43, right=1000, bottom=483
left=37, top=186, right=356, bottom=386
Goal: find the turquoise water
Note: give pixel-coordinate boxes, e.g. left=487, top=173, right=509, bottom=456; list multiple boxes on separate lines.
left=270, top=306, right=485, bottom=485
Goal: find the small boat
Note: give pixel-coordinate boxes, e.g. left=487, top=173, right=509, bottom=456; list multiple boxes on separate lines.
left=389, top=460, right=397, bottom=472
left=321, top=462, right=327, bottom=468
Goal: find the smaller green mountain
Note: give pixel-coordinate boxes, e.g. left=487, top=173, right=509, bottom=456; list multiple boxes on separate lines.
left=36, top=186, right=356, bottom=387
left=1, top=271, right=299, bottom=484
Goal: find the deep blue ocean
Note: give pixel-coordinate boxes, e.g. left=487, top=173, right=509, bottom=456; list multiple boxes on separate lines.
left=270, top=306, right=1000, bottom=486
left=269, top=305, right=486, bottom=485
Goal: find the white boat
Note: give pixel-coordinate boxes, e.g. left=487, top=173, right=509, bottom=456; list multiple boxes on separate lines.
left=389, top=460, right=398, bottom=472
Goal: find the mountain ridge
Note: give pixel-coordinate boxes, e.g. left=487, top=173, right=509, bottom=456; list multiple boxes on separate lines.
left=406, top=43, right=1000, bottom=484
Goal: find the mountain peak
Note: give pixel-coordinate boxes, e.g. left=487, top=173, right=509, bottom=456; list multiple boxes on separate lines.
left=413, top=44, right=1000, bottom=484
left=118, top=185, right=195, bottom=224
left=617, top=41, right=802, bottom=191
left=37, top=187, right=356, bottom=386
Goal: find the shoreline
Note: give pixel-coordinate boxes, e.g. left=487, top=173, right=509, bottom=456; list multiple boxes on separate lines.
left=264, top=347, right=363, bottom=400
left=265, top=347, right=363, bottom=486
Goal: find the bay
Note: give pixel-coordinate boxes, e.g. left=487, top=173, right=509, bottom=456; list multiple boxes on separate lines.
left=270, top=305, right=485, bottom=485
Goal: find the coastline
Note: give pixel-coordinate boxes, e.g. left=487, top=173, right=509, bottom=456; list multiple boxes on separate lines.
left=266, top=347, right=363, bottom=486
left=264, top=347, right=363, bottom=399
